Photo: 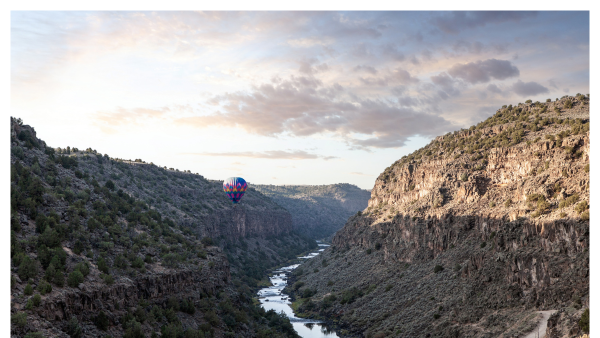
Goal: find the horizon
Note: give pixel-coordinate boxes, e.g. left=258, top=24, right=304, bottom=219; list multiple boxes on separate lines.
left=11, top=11, right=589, bottom=190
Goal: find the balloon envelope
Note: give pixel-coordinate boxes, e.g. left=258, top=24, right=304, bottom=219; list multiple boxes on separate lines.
left=223, top=177, right=247, bottom=204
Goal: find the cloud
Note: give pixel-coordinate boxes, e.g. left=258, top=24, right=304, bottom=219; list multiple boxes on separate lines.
left=353, top=65, right=378, bottom=75
left=486, top=84, right=502, bottom=94
left=511, top=80, right=549, bottom=96
left=184, top=150, right=337, bottom=160
left=287, top=37, right=333, bottom=48
left=447, top=59, right=519, bottom=84
left=175, top=76, right=453, bottom=149
left=91, top=107, right=170, bottom=133
left=359, top=68, right=419, bottom=87
left=381, top=44, right=405, bottom=61
left=431, top=72, right=460, bottom=96
left=298, top=58, right=330, bottom=75
left=452, top=40, right=484, bottom=54
left=432, top=11, right=537, bottom=34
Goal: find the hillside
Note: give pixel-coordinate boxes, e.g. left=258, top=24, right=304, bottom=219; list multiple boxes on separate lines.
left=286, top=95, right=590, bottom=337
left=10, top=118, right=311, bottom=338
left=253, top=184, right=371, bottom=239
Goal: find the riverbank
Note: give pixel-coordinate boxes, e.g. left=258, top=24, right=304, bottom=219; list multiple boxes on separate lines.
left=258, top=243, right=339, bottom=338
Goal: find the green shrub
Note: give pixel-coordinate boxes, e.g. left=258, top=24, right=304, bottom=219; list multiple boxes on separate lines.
left=67, top=270, right=84, bottom=287
left=504, top=199, right=512, bottom=208
left=580, top=210, right=590, bottom=221
left=66, top=317, right=83, bottom=338
left=197, top=250, right=207, bottom=259
left=32, top=293, right=41, bottom=307
left=75, top=262, right=90, bottom=277
left=95, top=310, right=109, bottom=331
left=100, top=273, right=114, bottom=285
left=579, top=308, right=589, bottom=333
left=24, top=283, right=33, bottom=295
left=12, top=312, right=27, bottom=328
left=97, top=257, right=109, bottom=274
left=489, top=201, right=496, bottom=208
left=575, top=201, right=589, bottom=214
left=24, top=332, right=44, bottom=338
left=123, top=320, right=143, bottom=338
left=201, top=237, right=214, bottom=246
left=461, top=173, right=468, bottom=181
left=433, top=313, right=441, bottom=319
left=559, top=194, right=580, bottom=209
left=434, top=265, right=444, bottom=273
left=114, top=255, right=128, bottom=269
left=53, top=270, right=65, bottom=287
left=38, top=280, right=52, bottom=295
left=131, top=257, right=144, bottom=269
left=454, top=264, right=462, bottom=272
left=585, top=164, right=589, bottom=173
left=340, top=287, right=364, bottom=304
left=18, top=255, right=38, bottom=281
left=526, top=194, right=545, bottom=202
left=480, top=242, right=487, bottom=248
left=293, top=281, right=305, bottom=291
left=385, top=284, right=393, bottom=292
left=366, top=248, right=372, bottom=254
left=564, top=99, right=573, bottom=109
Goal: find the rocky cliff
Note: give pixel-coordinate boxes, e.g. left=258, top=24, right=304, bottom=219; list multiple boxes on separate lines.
left=288, top=95, right=590, bottom=338
left=253, top=184, right=371, bottom=239
left=10, top=118, right=305, bottom=338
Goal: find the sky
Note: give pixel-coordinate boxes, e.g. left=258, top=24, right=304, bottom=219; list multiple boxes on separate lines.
left=10, top=11, right=590, bottom=189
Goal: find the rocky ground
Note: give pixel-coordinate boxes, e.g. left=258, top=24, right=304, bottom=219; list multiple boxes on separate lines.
left=287, top=95, right=590, bottom=338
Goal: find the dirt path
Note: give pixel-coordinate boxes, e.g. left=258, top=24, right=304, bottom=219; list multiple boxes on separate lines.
left=523, top=310, right=557, bottom=338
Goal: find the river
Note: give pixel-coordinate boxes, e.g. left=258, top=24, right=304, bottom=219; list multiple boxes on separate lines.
left=257, top=243, right=339, bottom=338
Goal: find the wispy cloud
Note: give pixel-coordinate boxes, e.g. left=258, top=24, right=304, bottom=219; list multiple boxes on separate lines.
left=431, top=11, right=537, bottom=34
left=91, top=107, right=170, bottom=134
left=183, top=150, right=338, bottom=160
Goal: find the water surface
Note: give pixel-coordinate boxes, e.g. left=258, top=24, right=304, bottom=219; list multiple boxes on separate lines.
left=258, top=243, right=338, bottom=338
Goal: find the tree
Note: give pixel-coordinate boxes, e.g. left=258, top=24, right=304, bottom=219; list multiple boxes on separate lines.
left=97, top=257, right=109, bottom=274
left=66, top=317, right=83, bottom=338
left=18, top=255, right=38, bottom=281
left=95, top=311, right=109, bottom=331
left=67, top=270, right=84, bottom=287
left=105, top=180, right=115, bottom=191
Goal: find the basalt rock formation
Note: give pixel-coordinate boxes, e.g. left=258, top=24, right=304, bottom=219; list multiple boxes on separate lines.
left=288, top=95, right=590, bottom=338
left=253, top=184, right=371, bottom=239
left=10, top=118, right=305, bottom=338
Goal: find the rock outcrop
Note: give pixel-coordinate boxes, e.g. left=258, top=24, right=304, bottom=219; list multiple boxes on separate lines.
left=290, top=95, right=590, bottom=337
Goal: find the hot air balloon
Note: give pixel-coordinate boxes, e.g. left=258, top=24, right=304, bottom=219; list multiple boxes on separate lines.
left=223, top=177, right=248, bottom=204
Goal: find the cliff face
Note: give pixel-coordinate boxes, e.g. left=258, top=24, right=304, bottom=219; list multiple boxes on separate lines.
left=253, top=184, right=371, bottom=239
left=193, top=206, right=293, bottom=240
left=291, top=96, right=590, bottom=338
left=10, top=118, right=305, bottom=338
